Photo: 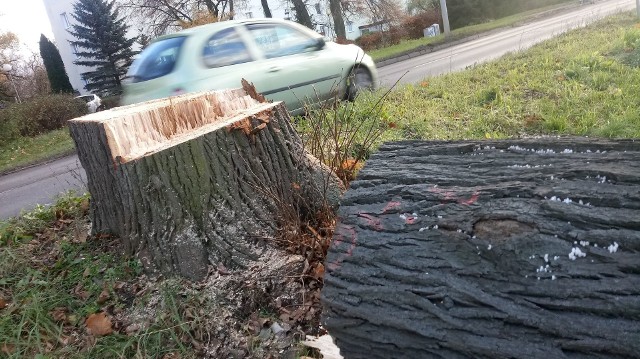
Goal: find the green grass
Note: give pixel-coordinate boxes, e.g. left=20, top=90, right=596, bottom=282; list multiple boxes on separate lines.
left=370, top=1, right=579, bottom=62
left=0, top=193, right=204, bottom=358
left=0, top=129, right=75, bottom=174
left=340, top=13, right=640, bottom=146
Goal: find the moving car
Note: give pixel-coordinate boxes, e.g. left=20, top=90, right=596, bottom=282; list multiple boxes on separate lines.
left=121, top=18, right=378, bottom=114
left=75, top=94, right=102, bottom=113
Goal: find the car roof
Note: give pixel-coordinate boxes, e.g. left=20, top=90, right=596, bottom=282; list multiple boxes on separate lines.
left=153, top=18, right=317, bottom=41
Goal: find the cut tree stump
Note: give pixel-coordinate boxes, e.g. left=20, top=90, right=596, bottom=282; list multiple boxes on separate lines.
left=68, top=82, right=343, bottom=280
left=322, top=137, right=640, bottom=359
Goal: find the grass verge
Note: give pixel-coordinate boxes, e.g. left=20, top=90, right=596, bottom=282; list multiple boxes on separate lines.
left=0, top=129, right=75, bottom=174
left=352, top=13, right=640, bottom=143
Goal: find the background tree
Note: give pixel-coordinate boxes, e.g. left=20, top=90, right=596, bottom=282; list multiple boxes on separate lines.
left=329, top=0, right=346, bottom=40
left=406, top=0, right=438, bottom=15
left=0, top=32, right=20, bottom=102
left=39, top=34, right=73, bottom=94
left=69, top=0, right=137, bottom=95
left=118, top=0, right=247, bottom=37
left=290, top=0, right=314, bottom=29
left=261, top=0, right=272, bottom=17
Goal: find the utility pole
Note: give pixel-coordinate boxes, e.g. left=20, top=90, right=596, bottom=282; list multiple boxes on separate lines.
left=440, top=0, right=451, bottom=37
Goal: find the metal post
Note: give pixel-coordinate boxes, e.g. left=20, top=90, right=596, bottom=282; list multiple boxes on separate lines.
left=637, top=0, right=640, bottom=18
left=440, top=0, right=451, bottom=36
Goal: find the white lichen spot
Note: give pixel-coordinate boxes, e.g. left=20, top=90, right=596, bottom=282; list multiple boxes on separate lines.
left=553, top=256, right=560, bottom=261
left=437, top=215, right=443, bottom=219
left=607, top=242, right=619, bottom=253
left=544, top=254, right=549, bottom=263
left=399, top=214, right=407, bottom=220
left=487, top=244, right=492, bottom=250
left=419, top=227, right=429, bottom=232
left=579, top=241, right=590, bottom=247
left=552, top=275, right=557, bottom=280
left=433, top=225, right=439, bottom=229
left=568, top=247, right=586, bottom=260
left=457, top=229, right=462, bottom=233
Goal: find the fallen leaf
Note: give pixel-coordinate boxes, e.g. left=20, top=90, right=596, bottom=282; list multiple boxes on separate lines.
left=1, top=343, right=15, bottom=355
left=50, top=307, right=67, bottom=322
left=125, top=323, right=141, bottom=335
left=86, top=312, right=113, bottom=336
left=0, top=298, right=8, bottom=310
left=97, top=289, right=110, bottom=305
left=73, top=283, right=90, bottom=300
left=313, top=263, right=325, bottom=279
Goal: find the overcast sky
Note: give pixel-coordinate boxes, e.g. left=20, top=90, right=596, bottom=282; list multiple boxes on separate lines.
left=1, top=0, right=54, bottom=55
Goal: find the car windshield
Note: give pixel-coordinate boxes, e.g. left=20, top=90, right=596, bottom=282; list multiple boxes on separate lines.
left=125, top=36, right=187, bottom=83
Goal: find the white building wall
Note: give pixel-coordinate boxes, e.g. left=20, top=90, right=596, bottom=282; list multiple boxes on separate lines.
left=42, top=0, right=92, bottom=94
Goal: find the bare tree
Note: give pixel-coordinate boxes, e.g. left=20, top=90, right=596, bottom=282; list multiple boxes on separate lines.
left=342, top=0, right=404, bottom=25
left=329, top=0, right=346, bottom=40
left=118, top=0, right=245, bottom=36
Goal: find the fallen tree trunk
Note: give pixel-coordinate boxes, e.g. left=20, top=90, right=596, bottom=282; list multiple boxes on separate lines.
left=322, top=137, right=640, bottom=359
left=68, top=82, right=343, bottom=280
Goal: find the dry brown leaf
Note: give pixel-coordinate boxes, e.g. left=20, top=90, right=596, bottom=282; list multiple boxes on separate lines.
left=97, top=289, right=110, bottom=305
left=1, top=343, right=15, bottom=355
left=86, top=312, right=113, bottom=336
left=313, top=263, right=325, bottom=279
left=0, top=298, right=8, bottom=310
left=73, top=283, right=90, bottom=300
left=74, top=226, right=88, bottom=243
left=50, top=307, right=67, bottom=322
left=125, top=323, right=141, bottom=335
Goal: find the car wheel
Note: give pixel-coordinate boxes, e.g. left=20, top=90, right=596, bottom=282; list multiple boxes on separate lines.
left=346, top=67, right=373, bottom=101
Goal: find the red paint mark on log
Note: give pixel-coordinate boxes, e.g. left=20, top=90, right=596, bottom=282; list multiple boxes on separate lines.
left=357, top=213, right=384, bottom=231
left=458, top=192, right=480, bottom=205
left=328, top=225, right=358, bottom=272
left=382, top=201, right=401, bottom=213
left=405, top=216, right=417, bottom=225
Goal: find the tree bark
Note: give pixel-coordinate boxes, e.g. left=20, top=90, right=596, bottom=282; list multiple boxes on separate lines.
left=291, top=0, right=314, bottom=29
left=329, top=0, right=346, bottom=41
left=68, top=82, right=343, bottom=281
left=322, top=138, right=640, bottom=359
left=261, top=0, right=273, bottom=17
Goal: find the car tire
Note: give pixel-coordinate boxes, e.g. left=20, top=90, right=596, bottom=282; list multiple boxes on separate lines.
left=346, top=67, right=373, bottom=101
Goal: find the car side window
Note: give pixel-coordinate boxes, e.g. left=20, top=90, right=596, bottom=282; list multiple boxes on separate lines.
left=246, top=24, right=318, bottom=59
left=202, top=28, right=252, bottom=68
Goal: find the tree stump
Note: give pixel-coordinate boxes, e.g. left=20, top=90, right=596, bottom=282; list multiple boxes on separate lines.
left=322, top=138, right=640, bottom=359
left=68, top=82, right=343, bottom=280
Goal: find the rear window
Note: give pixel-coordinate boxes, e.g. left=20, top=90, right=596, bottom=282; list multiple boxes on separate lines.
left=124, top=36, right=186, bottom=83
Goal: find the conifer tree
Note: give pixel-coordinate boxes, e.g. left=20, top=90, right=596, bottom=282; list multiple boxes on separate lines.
left=69, top=0, right=137, bottom=95
left=39, top=34, right=74, bottom=93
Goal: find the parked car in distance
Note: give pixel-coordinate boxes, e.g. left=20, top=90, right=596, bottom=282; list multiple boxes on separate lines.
left=75, top=94, right=102, bottom=113
left=121, top=18, right=378, bottom=114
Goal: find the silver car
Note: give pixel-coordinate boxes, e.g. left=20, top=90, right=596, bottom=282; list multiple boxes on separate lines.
left=121, top=18, right=378, bottom=114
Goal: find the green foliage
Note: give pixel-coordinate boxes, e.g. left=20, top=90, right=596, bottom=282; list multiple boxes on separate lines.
left=38, top=35, right=74, bottom=94
left=5, top=94, right=87, bottom=137
left=447, top=0, right=574, bottom=29
left=69, top=0, right=137, bottom=95
left=0, top=128, right=75, bottom=174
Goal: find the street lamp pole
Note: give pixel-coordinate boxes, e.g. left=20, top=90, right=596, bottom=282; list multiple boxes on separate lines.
left=1, top=63, right=21, bottom=104
left=440, top=0, right=451, bottom=37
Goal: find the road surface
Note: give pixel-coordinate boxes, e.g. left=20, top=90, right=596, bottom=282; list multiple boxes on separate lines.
left=0, top=0, right=636, bottom=219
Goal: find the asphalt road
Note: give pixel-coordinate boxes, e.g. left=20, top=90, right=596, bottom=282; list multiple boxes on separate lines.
left=0, top=0, right=636, bottom=219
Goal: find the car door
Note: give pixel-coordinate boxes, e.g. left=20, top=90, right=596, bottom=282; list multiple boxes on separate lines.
left=243, top=23, right=343, bottom=112
left=190, top=27, right=261, bottom=95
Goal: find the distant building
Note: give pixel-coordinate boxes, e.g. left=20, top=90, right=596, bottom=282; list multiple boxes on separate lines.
left=42, top=0, right=90, bottom=94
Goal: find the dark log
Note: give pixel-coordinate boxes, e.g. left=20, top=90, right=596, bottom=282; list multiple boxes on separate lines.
left=322, top=137, right=640, bottom=359
left=68, top=83, right=342, bottom=280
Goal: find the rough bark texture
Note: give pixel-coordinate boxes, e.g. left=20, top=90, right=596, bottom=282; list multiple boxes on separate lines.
left=68, top=84, right=342, bottom=280
left=322, top=137, right=640, bottom=359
